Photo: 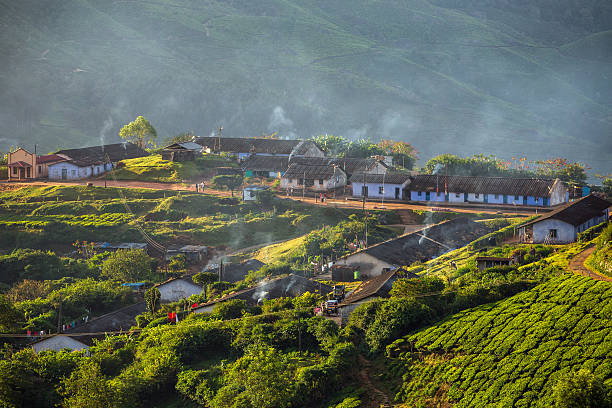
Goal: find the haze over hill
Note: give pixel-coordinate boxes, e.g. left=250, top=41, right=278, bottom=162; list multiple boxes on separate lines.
left=1, top=0, right=611, bottom=175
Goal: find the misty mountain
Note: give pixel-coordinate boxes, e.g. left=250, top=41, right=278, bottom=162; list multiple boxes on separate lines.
left=1, top=0, right=611, bottom=175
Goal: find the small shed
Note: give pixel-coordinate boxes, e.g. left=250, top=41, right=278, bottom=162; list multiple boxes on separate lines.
left=165, top=245, right=208, bottom=263
left=475, top=256, right=514, bottom=271
left=162, top=142, right=203, bottom=162
left=243, top=185, right=269, bottom=201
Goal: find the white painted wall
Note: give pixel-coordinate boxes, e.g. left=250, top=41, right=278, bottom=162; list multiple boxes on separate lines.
left=32, top=335, right=89, bottom=352
left=281, top=172, right=346, bottom=191
left=550, top=180, right=568, bottom=206
left=448, top=192, right=465, bottom=203
left=158, top=279, right=202, bottom=303
left=351, top=182, right=404, bottom=199
left=533, top=219, right=576, bottom=243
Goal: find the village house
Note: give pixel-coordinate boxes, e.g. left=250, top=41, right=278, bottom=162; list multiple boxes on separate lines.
left=195, top=137, right=324, bottom=161
left=192, top=274, right=332, bottom=313
left=281, top=163, right=347, bottom=192
left=350, top=172, right=412, bottom=200
left=48, top=142, right=148, bottom=180
left=518, top=194, right=611, bottom=244
left=154, top=276, right=202, bottom=303
left=289, top=157, right=389, bottom=179
left=164, top=245, right=208, bottom=264
left=32, top=302, right=146, bottom=352
left=161, top=141, right=203, bottom=162
left=335, top=218, right=492, bottom=278
left=7, top=147, right=66, bottom=180
left=241, top=155, right=289, bottom=178
left=407, top=175, right=568, bottom=206
left=337, top=268, right=419, bottom=322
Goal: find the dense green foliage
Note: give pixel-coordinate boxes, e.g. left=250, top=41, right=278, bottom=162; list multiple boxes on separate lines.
left=389, top=275, right=612, bottom=407
left=211, top=174, right=243, bottom=197
left=100, top=249, right=155, bottom=282
left=552, top=369, right=612, bottom=408
left=586, top=222, right=612, bottom=277
left=0, top=249, right=91, bottom=285
left=0, top=185, right=354, bottom=250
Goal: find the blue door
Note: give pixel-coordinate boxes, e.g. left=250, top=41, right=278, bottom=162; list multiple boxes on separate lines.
left=464, top=193, right=468, bottom=202
left=425, top=192, right=430, bottom=201
left=503, top=195, right=508, bottom=204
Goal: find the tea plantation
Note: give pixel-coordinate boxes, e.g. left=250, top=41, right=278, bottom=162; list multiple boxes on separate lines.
left=389, top=274, right=612, bottom=407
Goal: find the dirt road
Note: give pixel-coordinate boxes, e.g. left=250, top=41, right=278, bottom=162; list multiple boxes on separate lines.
left=2, top=179, right=535, bottom=216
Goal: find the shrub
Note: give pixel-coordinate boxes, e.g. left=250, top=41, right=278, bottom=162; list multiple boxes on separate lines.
left=552, top=369, right=611, bottom=408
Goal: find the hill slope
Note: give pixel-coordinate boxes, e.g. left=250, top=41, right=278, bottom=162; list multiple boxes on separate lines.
left=1, top=0, right=611, bottom=174
left=391, top=274, right=612, bottom=407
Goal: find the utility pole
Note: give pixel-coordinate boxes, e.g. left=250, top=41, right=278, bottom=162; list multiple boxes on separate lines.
left=217, top=125, right=223, bottom=152
left=57, top=297, right=62, bottom=333
left=362, top=172, right=366, bottom=211
left=303, top=171, right=306, bottom=199
left=381, top=168, right=386, bottom=207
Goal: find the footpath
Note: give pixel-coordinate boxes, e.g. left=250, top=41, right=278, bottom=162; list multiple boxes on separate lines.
left=569, top=246, right=612, bottom=282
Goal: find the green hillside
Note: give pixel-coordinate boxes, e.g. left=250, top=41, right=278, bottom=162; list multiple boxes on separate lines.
left=0, top=0, right=611, bottom=175
left=390, top=274, right=612, bottom=407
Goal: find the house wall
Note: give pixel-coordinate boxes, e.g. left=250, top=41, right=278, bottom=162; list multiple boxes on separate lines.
left=282, top=173, right=346, bottom=191
left=526, top=196, right=545, bottom=206
left=49, top=162, right=110, bottom=180
left=549, top=181, right=568, bottom=206
left=532, top=219, right=576, bottom=243
left=32, top=336, right=89, bottom=353
left=7, top=148, right=36, bottom=179
left=352, top=182, right=404, bottom=199
left=576, top=211, right=609, bottom=233
left=487, top=194, right=504, bottom=204
left=298, top=144, right=325, bottom=158
left=336, top=252, right=393, bottom=279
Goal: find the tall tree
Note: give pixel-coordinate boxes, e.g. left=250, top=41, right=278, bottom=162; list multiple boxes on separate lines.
left=119, top=116, right=157, bottom=149
left=100, top=249, right=154, bottom=282
left=211, top=175, right=243, bottom=197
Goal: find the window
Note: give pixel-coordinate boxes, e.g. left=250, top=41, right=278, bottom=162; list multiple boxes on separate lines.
left=515, top=195, right=519, bottom=200
left=12, top=167, right=17, bottom=175
left=455, top=193, right=461, bottom=198
left=548, top=229, right=558, bottom=239
left=38, top=166, right=42, bottom=173
left=71, top=170, right=76, bottom=176
left=475, top=193, right=479, bottom=198
left=378, top=186, right=384, bottom=194
left=494, top=194, right=499, bottom=199
left=318, top=179, right=323, bottom=184
left=297, top=179, right=303, bottom=185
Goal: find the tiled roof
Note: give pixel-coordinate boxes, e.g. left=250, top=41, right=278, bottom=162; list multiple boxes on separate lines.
left=241, top=155, right=289, bottom=172
left=283, top=163, right=346, bottom=179
left=56, top=142, right=149, bottom=165
left=520, top=194, right=611, bottom=227
left=290, top=157, right=386, bottom=174
left=342, top=218, right=491, bottom=267
left=408, top=175, right=560, bottom=197
left=37, top=154, right=66, bottom=164
left=195, top=137, right=301, bottom=155
left=350, top=172, right=411, bottom=185
left=339, top=268, right=419, bottom=306
left=164, top=142, right=202, bottom=151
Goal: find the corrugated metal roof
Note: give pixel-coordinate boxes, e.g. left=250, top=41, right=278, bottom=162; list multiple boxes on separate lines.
left=241, top=155, right=289, bottom=172
left=409, top=175, right=560, bottom=196
left=195, top=137, right=301, bottom=155
left=339, top=268, right=419, bottom=306
left=520, top=194, right=611, bottom=227
left=283, top=163, right=346, bottom=179
left=342, top=218, right=491, bottom=266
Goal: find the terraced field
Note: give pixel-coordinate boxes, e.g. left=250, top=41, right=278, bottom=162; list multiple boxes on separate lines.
left=390, top=274, right=612, bottom=407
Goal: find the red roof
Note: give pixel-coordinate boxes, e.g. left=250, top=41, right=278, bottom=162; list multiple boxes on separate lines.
left=37, top=154, right=65, bottom=164
left=8, top=161, right=32, bottom=168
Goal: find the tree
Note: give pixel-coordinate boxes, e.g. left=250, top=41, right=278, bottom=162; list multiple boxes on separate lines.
left=377, top=140, right=418, bottom=169
left=119, top=116, right=157, bottom=149
left=390, top=276, right=445, bottom=298
left=60, top=362, right=114, bottom=408
left=211, top=175, right=243, bottom=197
left=168, top=255, right=186, bottom=273
left=552, top=369, right=611, bottom=408
left=192, top=272, right=218, bottom=300
left=6, top=279, right=47, bottom=302
left=311, top=134, right=348, bottom=157
left=604, top=178, right=612, bottom=197
left=144, top=287, right=161, bottom=315
left=100, top=250, right=154, bottom=282
left=255, top=189, right=275, bottom=206
left=0, top=295, right=24, bottom=332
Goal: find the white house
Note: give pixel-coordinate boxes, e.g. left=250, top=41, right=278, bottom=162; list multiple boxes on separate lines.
left=155, top=276, right=202, bottom=303
left=407, top=175, right=568, bottom=207
left=351, top=172, right=411, bottom=200
left=48, top=142, right=149, bottom=180
left=243, top=185, right=269, bottom=201
left=31, top=335, right=89, bottom=353
left=518, top=194, right=610, bottom=243
left=281, top=163, right=347, bottom=192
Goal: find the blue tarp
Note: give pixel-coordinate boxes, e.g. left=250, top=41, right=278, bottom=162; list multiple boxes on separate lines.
left=122, top=282, right=146, bottom=287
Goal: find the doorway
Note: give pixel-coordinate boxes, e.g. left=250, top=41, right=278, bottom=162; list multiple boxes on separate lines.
left=395, top=187, right=400, bottom=199
left=61, top=168, right=67, bottom=180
